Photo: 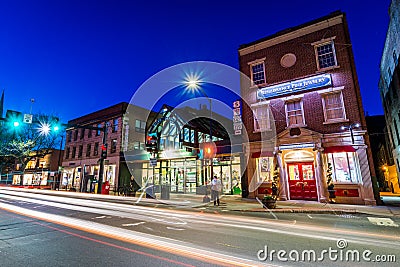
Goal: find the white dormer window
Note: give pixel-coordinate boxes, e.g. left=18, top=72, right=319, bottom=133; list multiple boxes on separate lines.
left=253, top=104, right=271, bottom=132
left=251, top=62, right=266, bottom=85
left=314, top=40, right=338, bottom=70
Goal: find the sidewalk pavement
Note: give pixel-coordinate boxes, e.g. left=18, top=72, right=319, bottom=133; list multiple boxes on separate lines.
left=2, top=185, right=400, bottom=217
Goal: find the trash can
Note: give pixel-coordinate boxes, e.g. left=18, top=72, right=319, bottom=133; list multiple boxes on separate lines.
left=161, top=184, right=170, bottom=200
left=146, top=184, right=155, bottom=199
left=101, top=181, right=110, bottom=195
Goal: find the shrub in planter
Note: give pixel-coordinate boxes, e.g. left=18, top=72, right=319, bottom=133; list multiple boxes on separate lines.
left=326, top=163, right=336, bottom=203
left=262, top=194, right=277, bottom=209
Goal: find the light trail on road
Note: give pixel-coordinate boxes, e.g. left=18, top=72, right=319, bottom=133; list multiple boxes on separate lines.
left=1, top=188, right=399, bottom=248
left=0, top=202, right=270, bottom=267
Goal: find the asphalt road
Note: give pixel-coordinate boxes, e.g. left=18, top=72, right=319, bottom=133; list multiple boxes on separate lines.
left=1, top=189, right=399, bottom=267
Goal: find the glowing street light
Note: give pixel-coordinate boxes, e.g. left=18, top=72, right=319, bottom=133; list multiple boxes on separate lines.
left=340, top=123, right=360, bottom=144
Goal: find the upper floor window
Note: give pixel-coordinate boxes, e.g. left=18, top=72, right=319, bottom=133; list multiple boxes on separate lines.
left=96, top=124, right=102, bottom=136
left=67, top=131, right=72, bottom=142
left=113, top=118, right=119, bottom=133
left=80, top=128, right=85, bottom=140
left=253, top=104, right=272, bottom=132
left=315, top=41, right=337, bottom=70
left=65, top=147, right=70, bottom=159
left=78, top=145, right=83, bottom=158
left=251, top=62, right=266, bottom=85
left=86, top=144, right=91, bottom=157
left=111, top=139, right=118, bottom=153
left=72, top=146, right=76, bottom=158
left=88, top=128, right=92, bottom=138
left=135, top=119, right=146, bottom=133
left=73, top=130, right=78, bottom=141
left=94, top=142, right=99, bottom=156
left=286, top=100, right=305, bottom=127
left=322, top=92, right=346, bottom=122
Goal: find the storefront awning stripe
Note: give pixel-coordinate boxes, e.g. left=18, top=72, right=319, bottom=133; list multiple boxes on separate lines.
left=323, top=145, right=355, bottom=153
left=252, top=151, right=274, bottom=158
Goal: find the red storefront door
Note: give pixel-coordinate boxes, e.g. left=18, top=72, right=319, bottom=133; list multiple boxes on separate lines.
left=287, top=162, right=317, bottom=200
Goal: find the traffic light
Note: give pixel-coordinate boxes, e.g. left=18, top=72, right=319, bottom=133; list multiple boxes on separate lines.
left=100, top=144, right=108, bottom=159
left=145, top=133, right=158, bottom=152
left=200, top=142, right=216, bottom=159
left=5, top=110, right=22, bottom=129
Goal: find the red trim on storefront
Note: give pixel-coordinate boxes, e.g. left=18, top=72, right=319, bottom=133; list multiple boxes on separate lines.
left=323, top=146, right=356, bottom=153
left=252, top=151, right=274, bottom=158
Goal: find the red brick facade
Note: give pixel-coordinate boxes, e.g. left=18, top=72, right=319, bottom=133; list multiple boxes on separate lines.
left=239, top=11, right=377, bottom=205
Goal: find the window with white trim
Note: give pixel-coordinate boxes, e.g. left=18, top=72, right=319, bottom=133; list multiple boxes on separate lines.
left=322, top=92, right=346, bottom=122
left=253, top=105, right=271, bottom=132
left=286, top=100, right=304, bottom=127
left=315, top=41, right=337, bottom=69
left=251, top=62, right=265, bottom=85
left=327, top=152, right=361, bottom=184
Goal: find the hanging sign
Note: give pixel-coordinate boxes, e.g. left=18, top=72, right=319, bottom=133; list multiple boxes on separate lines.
left=233, top=100, right=242, bottom=135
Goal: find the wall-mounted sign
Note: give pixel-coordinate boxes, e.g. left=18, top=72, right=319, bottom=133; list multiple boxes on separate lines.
left=257, top=74, right=332, bottom=100
left=279, top=143, right=315, bottom=150
left=233, top=100, right=242, bottom=135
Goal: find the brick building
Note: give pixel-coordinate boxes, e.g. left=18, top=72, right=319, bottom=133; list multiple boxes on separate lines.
left=239, top=11, right=376, bottom=204
left=379, top=0, right=400, bottom=193
left=61, top=102, right=149, bottom=192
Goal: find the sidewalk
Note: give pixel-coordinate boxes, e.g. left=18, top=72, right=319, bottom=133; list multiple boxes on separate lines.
left=2, top=185, right=400, bottom=217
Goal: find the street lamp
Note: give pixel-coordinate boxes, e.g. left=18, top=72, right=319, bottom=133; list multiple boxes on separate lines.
left=340, top=122, right=360, bottom=144
left=183, top=75, right=214, bottom=184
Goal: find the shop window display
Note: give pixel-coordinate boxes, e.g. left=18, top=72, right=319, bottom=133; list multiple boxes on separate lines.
left=327, top=152, right=360, bottom=183
left=257, top=157, right=273, bottom=183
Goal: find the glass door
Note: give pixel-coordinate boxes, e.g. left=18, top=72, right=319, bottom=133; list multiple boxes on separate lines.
left=287, top=162, right=317, bottom=200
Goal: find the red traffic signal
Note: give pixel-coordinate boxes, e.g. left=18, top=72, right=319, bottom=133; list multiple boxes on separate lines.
left=200, top=142, right=216, bottom=159
left=100, top=144, right=107, bottom=159
left=145, top=134, right=158, bottom=152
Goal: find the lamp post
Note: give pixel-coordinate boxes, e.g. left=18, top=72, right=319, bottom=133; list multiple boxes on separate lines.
left=184, top=76, right=214, bottom=185
left=340, top=123, right=360, bottom=144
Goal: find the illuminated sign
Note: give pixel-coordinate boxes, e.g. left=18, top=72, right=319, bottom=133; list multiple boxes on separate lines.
left=233, top=100, right=242, bottom=135
left=257, top=74, right=332, bottom=100
left=279, top=143, right=315, bottom=150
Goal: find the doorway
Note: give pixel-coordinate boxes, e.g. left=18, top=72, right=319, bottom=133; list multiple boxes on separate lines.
left=287, top=162, right=317, bottom=200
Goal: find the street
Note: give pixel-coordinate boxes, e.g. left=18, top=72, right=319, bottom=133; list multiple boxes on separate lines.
left=0, top=188, right=399, bottom=266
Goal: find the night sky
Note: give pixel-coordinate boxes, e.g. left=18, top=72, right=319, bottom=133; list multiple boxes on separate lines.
left=0, top=0, right=391, bottom=122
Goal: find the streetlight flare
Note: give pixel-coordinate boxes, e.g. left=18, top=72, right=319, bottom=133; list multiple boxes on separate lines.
left=183, top=73, right=202, bottom=91
left=38, top=122, right=51, bottom=136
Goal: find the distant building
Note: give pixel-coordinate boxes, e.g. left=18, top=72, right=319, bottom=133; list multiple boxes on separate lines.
left=61, top=102, right=149, bottom=192
left=366, top=115, right=398, bottom=193
left=379, top=0, right=400, bottom=193
left=12, top=149, right=63, bottom=187
left=239, top=11, right=376, bottom=204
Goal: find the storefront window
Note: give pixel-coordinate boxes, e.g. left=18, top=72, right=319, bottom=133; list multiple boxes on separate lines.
left=327, top=152, right=360, bottom=183
left=257, top=157, right=273, bottom=183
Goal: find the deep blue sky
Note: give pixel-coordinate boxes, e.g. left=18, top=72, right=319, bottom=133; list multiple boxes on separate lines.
left=0, top=0, right=391, bottom=122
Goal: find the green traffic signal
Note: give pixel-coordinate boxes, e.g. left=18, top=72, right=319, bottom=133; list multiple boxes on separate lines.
left=13, top=121, right=20, bottom=127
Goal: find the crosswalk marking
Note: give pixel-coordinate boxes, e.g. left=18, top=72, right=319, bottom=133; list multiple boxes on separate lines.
left=367, top=217, right=399, bottom=227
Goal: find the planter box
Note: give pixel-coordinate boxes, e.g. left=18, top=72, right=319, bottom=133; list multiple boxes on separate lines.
left=262, top=199, right=276, bottom=209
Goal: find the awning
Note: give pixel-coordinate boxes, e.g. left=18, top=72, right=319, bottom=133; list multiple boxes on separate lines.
left=323, top=145, right=356, bottom=153
left=252, top=151, right=274, bottom=158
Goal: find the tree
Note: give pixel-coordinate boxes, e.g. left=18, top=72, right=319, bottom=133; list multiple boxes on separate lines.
left=0, top=113, right=62, bottom=183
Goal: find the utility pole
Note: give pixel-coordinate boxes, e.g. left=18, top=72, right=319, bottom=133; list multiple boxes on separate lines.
left=97, top=123, right=108, bottom=194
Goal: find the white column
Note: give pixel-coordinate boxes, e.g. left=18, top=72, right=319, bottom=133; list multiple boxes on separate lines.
left=356, top=147, right=376, bottom=205
left=316, top=150, right=328, bottom=202
left=276, top=153, right=287, bottom=200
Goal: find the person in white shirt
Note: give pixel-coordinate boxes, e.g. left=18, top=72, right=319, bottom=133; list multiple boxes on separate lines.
left=211, top=175, right=222, bottom=206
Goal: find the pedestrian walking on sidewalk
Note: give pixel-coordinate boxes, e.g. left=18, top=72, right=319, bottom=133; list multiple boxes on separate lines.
left=211, top=175, right=222, bottom=206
